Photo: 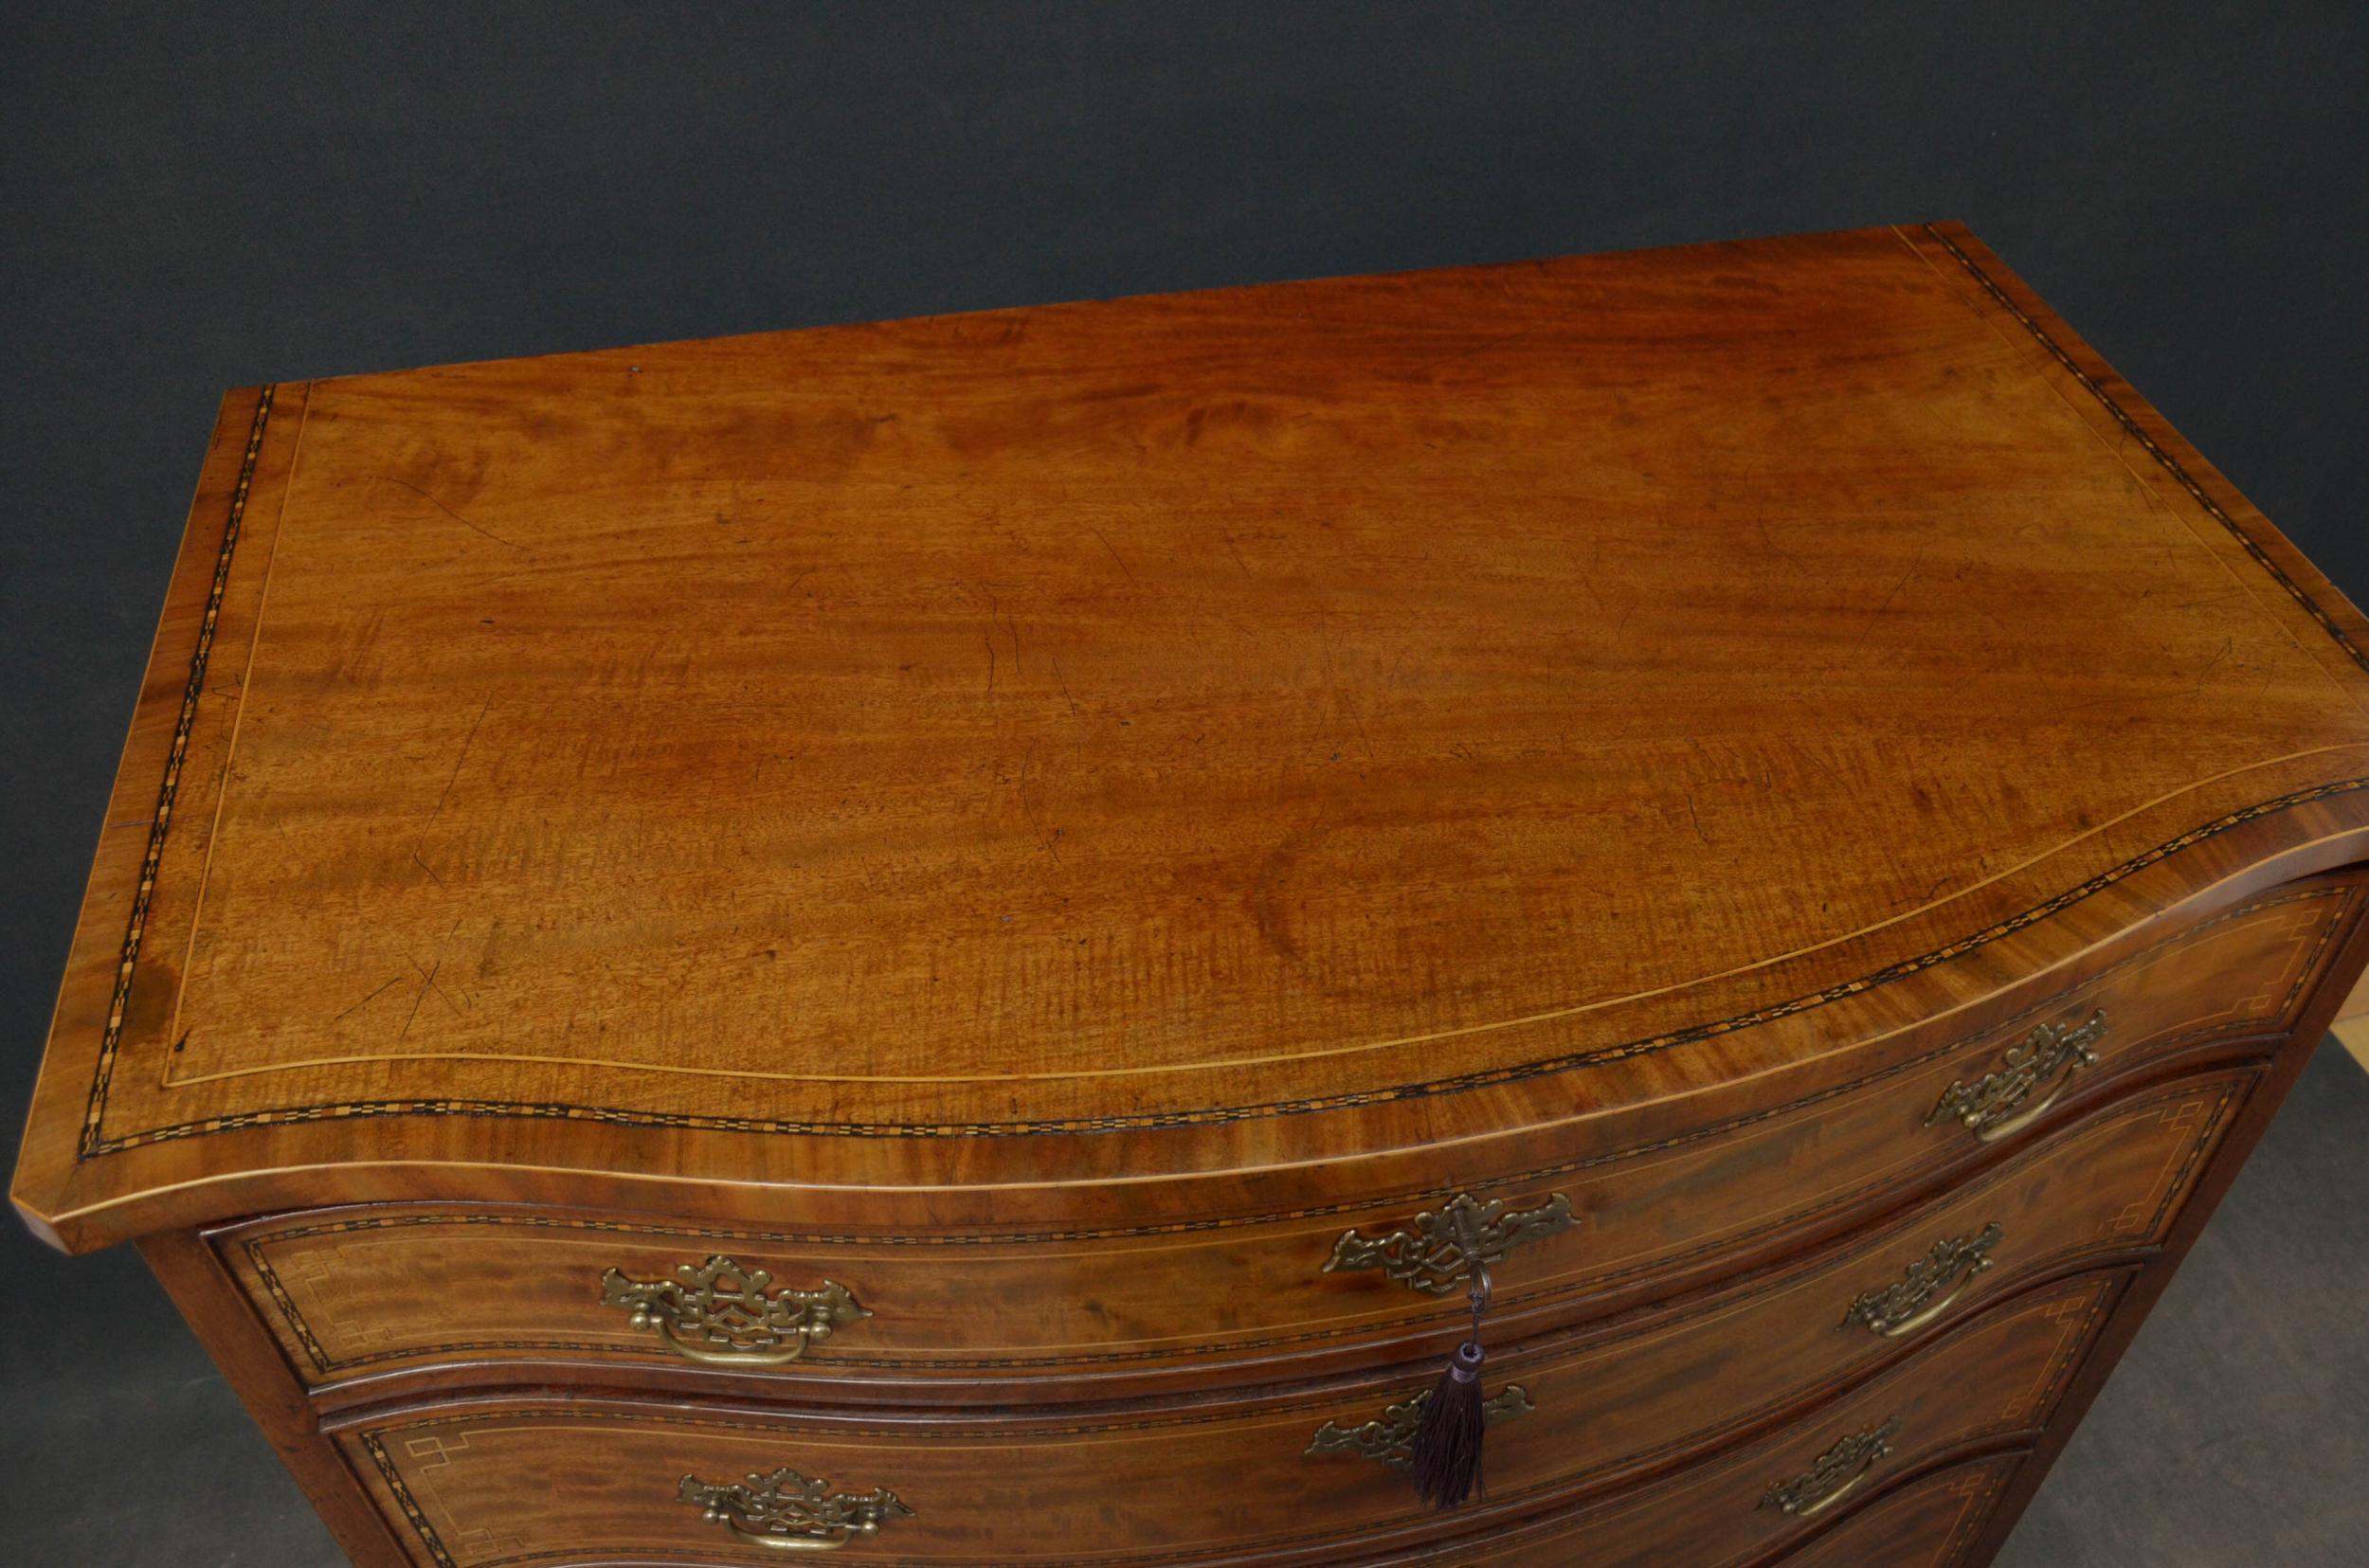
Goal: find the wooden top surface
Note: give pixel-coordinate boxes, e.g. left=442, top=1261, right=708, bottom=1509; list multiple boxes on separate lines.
left=19, top=223, right=2369, bottom=1249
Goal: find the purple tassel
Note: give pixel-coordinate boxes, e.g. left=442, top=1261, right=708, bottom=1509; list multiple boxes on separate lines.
left=1410, top=1337, right=1490, bottom=1507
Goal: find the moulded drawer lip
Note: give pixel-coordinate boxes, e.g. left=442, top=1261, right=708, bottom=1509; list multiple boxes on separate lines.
left=327, top=1270, right=2127, bottom=1568
left=1355, top=1447, right=2035, bottom=1568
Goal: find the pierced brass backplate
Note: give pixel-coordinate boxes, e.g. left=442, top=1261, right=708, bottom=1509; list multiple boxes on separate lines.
left=1760, top=1415, right=1900, bottom=1519
left=1841, top=1222, right=2004, bottom=1338
left=1926, top=1011, right=2107, bottom=1141
left=1305, top=1383, right=1536, bottom=1468
left=1324, top=1192, right=1577, bottom=1295
left=678, top=1467, right=913, bottom=1552
left=601, top=1255, right=869, bottom=1366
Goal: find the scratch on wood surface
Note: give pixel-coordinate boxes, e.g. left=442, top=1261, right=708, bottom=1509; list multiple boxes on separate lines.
left=1089, top=527, right=1138, bottom=586
left=426, top=696, right=495, bottom=826
left=1221, top=529, right=1252, bottom=580
left=377, top=475, right=524, bottom=550
left=333, top=977, right=404, bottom=1024
left=1017, top=745, right=1062, bottom=865
left=1849, top=552, right=1927, bottom=656
left=1313, top=606, right=1377, bottom=764
left=412, top=953, right=463, bottom=1017
left=2190, top=636, right=2236, bottom=697
left=397, top=958, right=442, bottom=1040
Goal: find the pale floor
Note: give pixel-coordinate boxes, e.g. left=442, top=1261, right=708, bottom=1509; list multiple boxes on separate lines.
left=2337, top=1017, right=2369, bottom=1074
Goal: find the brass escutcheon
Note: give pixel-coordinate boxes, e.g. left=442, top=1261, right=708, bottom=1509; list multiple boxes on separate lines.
left=1324, top=1192, right=1577, bottom=1296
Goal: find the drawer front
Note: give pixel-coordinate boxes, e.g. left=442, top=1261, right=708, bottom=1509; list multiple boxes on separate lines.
left=219, top=886, right=2337, bottom=1399
left=1415, top=1452, right=2026, bottom=1568
left=1773, top=1453, right=2021, bottom=1568
left=1301, top=1068, right=2239, bottom=1506
left=339, top=1271, right=2118, bottom=1567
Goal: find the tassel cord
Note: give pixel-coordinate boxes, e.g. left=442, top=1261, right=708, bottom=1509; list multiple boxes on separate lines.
left=1409, top=1262, right=1494, bottom=1510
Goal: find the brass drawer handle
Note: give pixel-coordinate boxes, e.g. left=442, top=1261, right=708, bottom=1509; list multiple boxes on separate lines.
left=602, top=1255, right=869, bottom=1366
left=678, top=1467, right=913, bottom=1552
left=1841, top=1222, right=2003, bottom=1338
left=1324, top=1192, right=1577, bottom=1295
left=1926, top=1011, right=2106, bottom=1142
left=1760, top=1416, right=1900, bottom=1520
left=1305, top=1383, right=1535, bottom=1468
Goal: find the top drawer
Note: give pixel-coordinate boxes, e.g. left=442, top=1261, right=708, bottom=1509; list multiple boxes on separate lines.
left=216, top=881, right=2355, bottom=1399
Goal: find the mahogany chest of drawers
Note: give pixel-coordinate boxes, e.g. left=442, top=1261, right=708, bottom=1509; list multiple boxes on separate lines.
left=16, top=223, right=2369, bottom=1565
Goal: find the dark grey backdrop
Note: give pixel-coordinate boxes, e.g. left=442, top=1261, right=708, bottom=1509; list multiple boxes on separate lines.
left=4, top=5, right=2364, bottom=1562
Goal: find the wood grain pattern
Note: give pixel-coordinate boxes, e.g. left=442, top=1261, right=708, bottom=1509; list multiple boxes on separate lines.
left=17, top=224, right=2369, bottom=1567
left=335, top=1271, right=2116, bottom=1567
left=17, top=224, right=2369, bottom=1250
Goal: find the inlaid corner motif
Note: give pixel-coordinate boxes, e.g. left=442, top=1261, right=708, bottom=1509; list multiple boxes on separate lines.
left=601, top=1254, right=869, bottom=1365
